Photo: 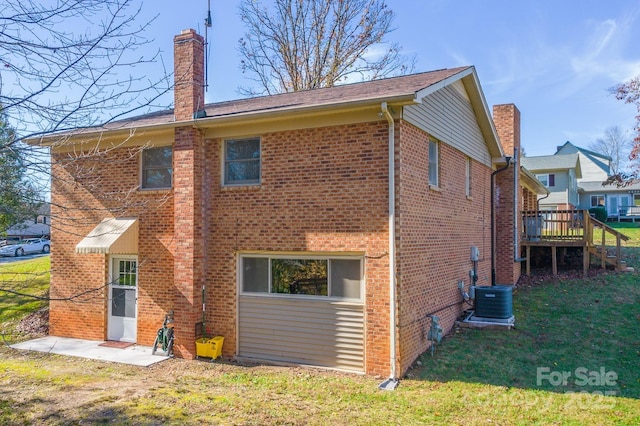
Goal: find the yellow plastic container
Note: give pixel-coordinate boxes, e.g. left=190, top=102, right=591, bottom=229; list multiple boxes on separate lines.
left=195, top=336, right=224, bottom=359
left=195, top=338, right=211, bottom=358
left=209, top=336, right=224, bottom=359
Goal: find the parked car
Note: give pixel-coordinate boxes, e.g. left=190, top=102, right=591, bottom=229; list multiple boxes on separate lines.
left=0, top=238, right=51, bottom=257
left=0, top=237, right=21, bottom=247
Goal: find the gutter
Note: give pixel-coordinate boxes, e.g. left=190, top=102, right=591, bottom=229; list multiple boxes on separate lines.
left=379, top=102, right=399, bottom=390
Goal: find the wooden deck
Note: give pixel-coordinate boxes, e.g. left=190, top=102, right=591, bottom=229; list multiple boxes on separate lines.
left=520, top=210, right=630, bottom=277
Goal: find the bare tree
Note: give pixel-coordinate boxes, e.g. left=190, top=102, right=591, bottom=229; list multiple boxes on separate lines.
left=0, top=0, right=172, bottom=311
left=588, top=126, right=631, bottom=176
left=611, top=75, right=640, bottom=178
left=0, top=0, right=170, bottom=144
left=238, top=0, right=413, bottom=95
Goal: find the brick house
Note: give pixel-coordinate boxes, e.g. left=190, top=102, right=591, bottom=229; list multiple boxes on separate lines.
left=40, top=29, right=545, bottom=378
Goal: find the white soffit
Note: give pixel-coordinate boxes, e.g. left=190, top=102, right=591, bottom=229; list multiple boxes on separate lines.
left=76, top=218, right=138, bottom=254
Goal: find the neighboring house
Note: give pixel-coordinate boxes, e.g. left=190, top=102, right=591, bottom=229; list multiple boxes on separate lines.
left=578, top=180, right=640, bottom=219
left=3, top=204, right=51, bottom=239
left=555, top=141, right=610, bottom=181
left=33, top=29, right=545, bottom=378
left=520, top=154, right=582, bottom=210
left=554, top=141, right=638, bottom=219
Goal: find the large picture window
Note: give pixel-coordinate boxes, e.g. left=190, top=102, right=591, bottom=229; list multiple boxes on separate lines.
left=241, top=255, right=362, bottom=300
left=224, top=138, right=261, bottom=185
left=141, top=146, right=172, bottom=189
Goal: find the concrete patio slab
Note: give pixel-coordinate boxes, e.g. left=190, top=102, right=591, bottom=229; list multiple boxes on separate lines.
left=11, top=336, right=170, bottom=367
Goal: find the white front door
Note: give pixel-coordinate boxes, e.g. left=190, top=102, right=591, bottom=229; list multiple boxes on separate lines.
left=107, top=256, right=138, bottom=342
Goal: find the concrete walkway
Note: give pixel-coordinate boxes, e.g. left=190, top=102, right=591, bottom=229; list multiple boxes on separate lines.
left=11, top=336, right=170, bottom=367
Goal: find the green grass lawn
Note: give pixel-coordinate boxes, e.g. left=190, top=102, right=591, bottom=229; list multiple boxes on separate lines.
left=0, top=256, right=49, bottom=344
left=1, top=244, right=639, bottom=424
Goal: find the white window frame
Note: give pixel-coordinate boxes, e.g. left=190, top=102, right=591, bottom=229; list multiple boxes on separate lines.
left=140, top=146, right=173, bottom=190
left=238, top=253, right=364, bottom=302
left=429, top=139, right=439, bottom=188
left=223, top=137, right=261, bottom=186
left=536, top=173, right=555, bottom=188
left=465, top=156, right=471, bottom=198
left=591, top=195, right=605, bottom=208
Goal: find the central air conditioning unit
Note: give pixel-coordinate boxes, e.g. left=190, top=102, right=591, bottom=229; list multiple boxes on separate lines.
left=474, top=285, right=513, bottom=319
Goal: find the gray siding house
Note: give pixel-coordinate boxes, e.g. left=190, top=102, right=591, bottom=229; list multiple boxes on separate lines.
left=520, top=154, right=581, bottom=209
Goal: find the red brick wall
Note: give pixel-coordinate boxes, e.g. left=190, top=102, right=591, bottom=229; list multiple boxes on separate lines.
left=493, top=104, right=523, bottom=285
left=395, top=121, right=492, bottom=373
left=173, top=127, right=206, bottom=358
left=203, top=122, right=391, bottom=375
left=50, top=117, right=496, bottom=378
left=49, top=148, right=175, bottom=345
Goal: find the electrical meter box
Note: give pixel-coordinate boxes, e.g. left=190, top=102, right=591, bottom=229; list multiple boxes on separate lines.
left=470, top=246, right=480, bottom=262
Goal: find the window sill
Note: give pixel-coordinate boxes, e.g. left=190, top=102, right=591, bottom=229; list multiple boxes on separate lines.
left=466, top=195, right=473, bottom=201
left=429, top=184, right=441, bottom=192
left=137, top=187, right=172, bottom=194
left=221, top=184, right=261, bottom=191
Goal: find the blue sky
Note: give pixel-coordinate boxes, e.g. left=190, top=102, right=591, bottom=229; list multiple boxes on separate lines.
left=140, top=0, right=640, bottom=157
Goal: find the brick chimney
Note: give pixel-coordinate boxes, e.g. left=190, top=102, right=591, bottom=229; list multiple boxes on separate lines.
left=172, top=29, right=206, bottom=358
left=493, top=104, right=521, bottom=157
left=493, top=104, right=522, bottom=285
left=174, top=29, right=205, bottom=121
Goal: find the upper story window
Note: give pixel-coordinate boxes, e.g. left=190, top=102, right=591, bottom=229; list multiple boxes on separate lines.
left=428, top=139, right=439, bottom=188
left=536, top=173, right=555, bottom=188
left=141, top=146, right=173, bottom=189
left=224, top=137, right=261, bottom=186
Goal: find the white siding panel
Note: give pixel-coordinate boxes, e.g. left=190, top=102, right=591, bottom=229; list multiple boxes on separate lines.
left=404, top=83, right=492, bottom=167
left=238, top=296, right=364, bottom=372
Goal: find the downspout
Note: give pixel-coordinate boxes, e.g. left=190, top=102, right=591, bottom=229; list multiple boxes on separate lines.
left=513, top=147, right=525, bottom=262
left=491, top=157, right=512, bottom=286
left=379, top=102, right=398, bottom=390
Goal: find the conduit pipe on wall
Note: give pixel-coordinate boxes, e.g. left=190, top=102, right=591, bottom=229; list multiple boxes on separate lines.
left=491, top=157, right=512, bottom=286
left=380, top=102, right=398, bottom=387
left=513, top=147, right=525, bottom=262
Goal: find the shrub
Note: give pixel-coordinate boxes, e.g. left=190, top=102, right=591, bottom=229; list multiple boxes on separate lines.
left=589, top=207, right=607, bottom=222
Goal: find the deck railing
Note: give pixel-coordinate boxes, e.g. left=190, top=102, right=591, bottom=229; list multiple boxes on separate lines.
left=521, top=209, right=630, bottom=274
left=521, top=209, right=586, bottom=241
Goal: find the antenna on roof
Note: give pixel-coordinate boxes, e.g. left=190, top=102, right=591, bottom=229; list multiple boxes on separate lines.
left=204, top=0, right=212, bottom=92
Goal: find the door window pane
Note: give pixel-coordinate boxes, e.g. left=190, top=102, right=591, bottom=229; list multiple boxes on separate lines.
left=111, top=288, right=136, bottom=318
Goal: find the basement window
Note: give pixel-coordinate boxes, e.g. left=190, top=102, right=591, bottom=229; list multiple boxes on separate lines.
left=240, top=255, right=362, bottom=301
left=141, top=146, right=173, bottom=189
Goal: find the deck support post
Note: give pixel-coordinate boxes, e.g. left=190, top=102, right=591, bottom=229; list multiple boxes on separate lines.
left=526, top=246, right=531, bottom=276
left=551, top=246, right=557, bottom=276
left=583, top=246, right=589, bottom=277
